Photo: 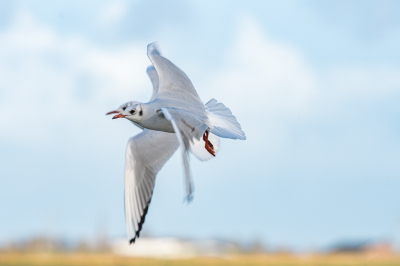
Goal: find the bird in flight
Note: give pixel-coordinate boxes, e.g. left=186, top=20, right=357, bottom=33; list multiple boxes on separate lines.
left=108, top=64, right=221, bottom=244
left=111, top=43, right=246, bottom=243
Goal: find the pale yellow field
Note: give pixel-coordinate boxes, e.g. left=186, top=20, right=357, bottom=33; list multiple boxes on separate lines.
left=1, top=253, right=400, bottom=266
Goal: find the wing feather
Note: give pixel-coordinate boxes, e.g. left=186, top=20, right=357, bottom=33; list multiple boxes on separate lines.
left=146, top=66, right=160, bottom=101
left=147, top=42, right=205, bottom=113
left=124, top=129, right=179, bottom=243
left=161, top=107, right=211, bottom=201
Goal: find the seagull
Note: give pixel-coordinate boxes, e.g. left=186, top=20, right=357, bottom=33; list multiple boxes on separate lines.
left=107, top=65, right=220, bottom=244
left=112, top=42, right=246, bottom=218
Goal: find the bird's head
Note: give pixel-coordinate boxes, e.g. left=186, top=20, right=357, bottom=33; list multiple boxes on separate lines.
left=106, top=101, right=139, bottom=115
left=113, top=104, right=144, bottom=122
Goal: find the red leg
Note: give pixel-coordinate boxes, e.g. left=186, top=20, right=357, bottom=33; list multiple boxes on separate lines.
left=203, top=131, right=215, bottom=157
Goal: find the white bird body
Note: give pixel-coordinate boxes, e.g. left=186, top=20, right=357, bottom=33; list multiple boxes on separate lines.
left=127, top=100, right=207, bottom=134
left=130, top=102, right=175, bottom=133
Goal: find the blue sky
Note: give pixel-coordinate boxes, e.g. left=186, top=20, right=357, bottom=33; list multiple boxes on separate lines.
left=1, top=0, right=400, bottom=250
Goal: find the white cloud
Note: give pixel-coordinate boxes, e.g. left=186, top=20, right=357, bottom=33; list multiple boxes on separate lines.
left=0, top=10, right=150, bottom=145
left=199, top=16, right=400, bottom=159
left=206, top=16, right=400, bottom=126
left=206, top=16, right=318, bottom=120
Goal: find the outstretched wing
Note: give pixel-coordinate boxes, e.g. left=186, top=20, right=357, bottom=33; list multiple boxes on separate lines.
left=125, top=129, right=179, bottom=244
left=147, top=42, right=205, bottom=113
left=146, top=66, right=159, bottom=101
left=161, top=107, right=209, bottom=201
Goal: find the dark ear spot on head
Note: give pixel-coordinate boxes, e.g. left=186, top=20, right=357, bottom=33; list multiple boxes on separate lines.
left=139, top=110, right=143, bottom=116
left=122, top=106, right=127, bottom=111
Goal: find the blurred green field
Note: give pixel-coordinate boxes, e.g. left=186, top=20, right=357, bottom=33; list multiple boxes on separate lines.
left=1, top=253, right=400, bottom=266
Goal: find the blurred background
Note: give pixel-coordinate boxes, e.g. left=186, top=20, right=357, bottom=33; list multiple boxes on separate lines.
left=1, top=0, right=400, bottom=259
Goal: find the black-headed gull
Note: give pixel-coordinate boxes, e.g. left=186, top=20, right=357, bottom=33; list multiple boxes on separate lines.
left=112, top=42, right=246, bottom=209
left=107, top=65, right=220, bottom=244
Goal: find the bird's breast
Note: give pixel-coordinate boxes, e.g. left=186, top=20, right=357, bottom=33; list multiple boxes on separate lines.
left=140, top=114, right=175, bottom=133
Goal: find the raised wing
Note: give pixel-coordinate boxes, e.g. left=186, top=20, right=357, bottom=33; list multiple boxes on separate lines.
left=146, top=66, right=159, bottom=101
left=147, top=43, right=205, bottom=111
left=125, top=129, right=179, bottom=244
left=161, top=107, right=210, bottom=201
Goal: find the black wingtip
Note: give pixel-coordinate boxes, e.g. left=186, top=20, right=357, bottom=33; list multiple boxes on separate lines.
left=127, top=199, right=152, bottom=246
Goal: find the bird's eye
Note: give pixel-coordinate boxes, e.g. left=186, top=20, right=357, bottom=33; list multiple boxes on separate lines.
left=122, top=106, right=127, bottom=111
left=130, top=109, right=135, bottom=115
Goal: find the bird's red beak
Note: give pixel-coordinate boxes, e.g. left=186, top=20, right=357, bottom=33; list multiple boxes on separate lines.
left=112, top=114, right=126, bottom=119
left=106, top=110, right=119, bottom=115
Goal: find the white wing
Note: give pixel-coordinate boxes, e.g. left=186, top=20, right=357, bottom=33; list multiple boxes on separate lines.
left=125, top=129, right=179, bottom=243
left=161, top=107, right=211, bottom=201
left=147, top=66, right=159, bottom=101
left=147, top=42, right=205, bottom=113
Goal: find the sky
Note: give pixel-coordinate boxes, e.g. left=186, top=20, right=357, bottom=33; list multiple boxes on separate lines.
left=1, top=0, right=400, bottom=251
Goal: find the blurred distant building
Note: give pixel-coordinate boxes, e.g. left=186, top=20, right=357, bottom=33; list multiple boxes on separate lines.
left=330, top=240, right=369, bottom=253
left=329, top=240, right=395, bottom=256
left=111, top=238, right=241, bottom=258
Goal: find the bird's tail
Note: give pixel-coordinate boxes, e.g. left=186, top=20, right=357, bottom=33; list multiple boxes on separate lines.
left=205, top=99, right=246, bottom=140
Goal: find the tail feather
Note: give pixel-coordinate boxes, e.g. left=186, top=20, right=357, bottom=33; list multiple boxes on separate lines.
left=206, top=99, right=246, bottom=140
